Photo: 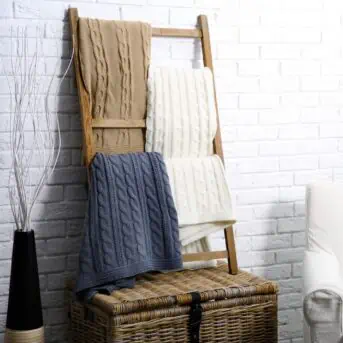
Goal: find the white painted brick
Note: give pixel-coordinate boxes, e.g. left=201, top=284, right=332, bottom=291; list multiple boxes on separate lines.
left=217, top=44, right=259, bottom=59
left=281, top=93, right=319, bottom=107
left=214, top=60, right=237, bottom=77
left=302, top=45, right=341, bottom=60
left=280, top=156, right=318, bottom=171
left=216, top=7, right=259, bottom=26
left=301, top=76, right=340, bottom=92
left=230, top=172, right=293, bottom=189
left=261, top=10, right=321, bottom=27
left=251, top=234, right=292, bottom=251
left=236, top=126, right=278, bottom=141
left=320, top=123, right=343, bottom=138
left=278, top=309, right=303, bottom=340
left=225, top=142, right=258, bottom=158
left=14, top=1, right=67, bottom=20
left=171, top=41, right=202, bottom=60
left=41, top=290, right=65, bottom=308
left=322, top=60, right=343, bottom=75
left=278, top=218, right=306, bottom=233
left=279, top=124, right=318, bottom=140
left=217, top=93, right=238, bottom=109
left=66, top=254, right=79, bottom=271
left=320, top=92, right=343, bottom=106
left=235, top=236, right=252, bottom=252
left=220, top=110, right=258, bottom=126
left=251, top=264, right=292, bottom=280
left=280, top=28, right=321, bottom=43
left=45, top=22, right=70, bottom=40
left=261, top=45, right=301, bottom=59
left=300, top=108, right=341, bottom=123
left=170, top=7, right=215, bottom=26
left=292, top=263, right=303, bottom=278
left=294, top=201, right=306, bottom=217
left=48, top=272, right=72, bottom=290
left=279, top=187, right=305, bottom=202
left=260, top=77, right=299, bottom=93
left=46, top=307, right=66, bottom=325
left=72, top=3, right=120, bottom=20
left=210, top=26, right=239, bottom=42
left=259, top=109, right=300, bottom=125
left=279, top=293, right=303, bottom=310
left=216, top=77, right=259, bottom=93
left=0, top=1, right=14, bottom=18
left=240, top=27, right=280, bottom=44
left=48, top=167, right=87, bottom=184
left=254, top=203, right=294, bottom=219
left=67, top=219, right=83, bottom=237
left=237, top=250, right=275, bottom=268
left=292, top=232, right=306, bottom=247
left=148, top=0, right=193, bottom=6
left=281, top=61, right=321, bottom=76
left=279, top=279, right=302, bottom=294
left=121, top=6, right=169, bottom=25
left=46, top=237, right=81, bottom=255
left=320, top=154, right=343, bottom=168
left=238, top=60, right=279, bottom=76
left=276, top=248, right=304, bottom=263
left=235, top=157, right=279, bottom=173
left=239, top=94, right=280, bottom=109
left=38, top=256, right=66, bottom=273
left=65, top=185, right=87, bottom=201
left=236, top=188, right=279, bottom=205
left=235, top=220, right=277, bottom=236
left=294, top=169, right=333, bottom=185
left=260, top=139, right=337, bottom=156
left=33, top=221, right=66, bottom=239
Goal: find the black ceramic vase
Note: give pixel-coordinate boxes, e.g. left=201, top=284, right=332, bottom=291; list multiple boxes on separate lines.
left=5, top=230, right=44, bottom=343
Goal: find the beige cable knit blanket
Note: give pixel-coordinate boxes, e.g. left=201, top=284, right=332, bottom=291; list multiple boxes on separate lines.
left=78, top=18, right=151, bottom=154
left=146, top=67, right=235, bottom=268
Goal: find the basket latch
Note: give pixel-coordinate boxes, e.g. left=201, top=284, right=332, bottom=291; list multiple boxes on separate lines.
left=189, top=292, right=203, bottom=343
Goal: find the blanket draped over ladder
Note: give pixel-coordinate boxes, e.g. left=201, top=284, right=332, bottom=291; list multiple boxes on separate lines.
left=146, top=67, right=235, bottom=268
left=76, top=153, right=182, bottom=300
left=78, top=18, right=151, bottom=154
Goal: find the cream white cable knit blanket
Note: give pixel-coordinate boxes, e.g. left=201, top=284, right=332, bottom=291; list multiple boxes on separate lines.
left=146, top=67, right=235, bottom=268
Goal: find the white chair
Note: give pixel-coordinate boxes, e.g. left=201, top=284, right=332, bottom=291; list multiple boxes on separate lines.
left=304, top=182, right=343, bottom=343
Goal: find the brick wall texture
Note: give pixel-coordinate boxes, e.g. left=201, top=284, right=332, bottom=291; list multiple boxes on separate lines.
left=1, top=0, right=343, bottom=342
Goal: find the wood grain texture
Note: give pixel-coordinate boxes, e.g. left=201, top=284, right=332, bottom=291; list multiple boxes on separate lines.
left=183, top=250, right=228, bottom=262
left=69, top=8, right=94, bottom=167
left=152, top=27, right=202, bottom=38
left=92, top=119, right=146, bottom=128
left=69, top=8, right=238, bottom=273
left=198, top=14, right=238, bottom=274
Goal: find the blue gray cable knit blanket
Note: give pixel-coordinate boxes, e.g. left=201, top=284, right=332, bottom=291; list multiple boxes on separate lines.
left=75, top=152, right=183, bottom=300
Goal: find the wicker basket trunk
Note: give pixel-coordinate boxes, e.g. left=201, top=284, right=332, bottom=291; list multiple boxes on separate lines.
left=67, top=265, right=278, bottom=343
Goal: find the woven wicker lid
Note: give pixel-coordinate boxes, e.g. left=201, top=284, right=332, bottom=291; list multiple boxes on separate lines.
left=67, top=265, right=278, bottom=315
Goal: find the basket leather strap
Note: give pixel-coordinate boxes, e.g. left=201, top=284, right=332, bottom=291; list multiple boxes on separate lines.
left=189, top=292, right=203, bottom=343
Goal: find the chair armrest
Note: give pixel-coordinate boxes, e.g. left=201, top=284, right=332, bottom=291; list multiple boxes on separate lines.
left=304, top=289, right=342, bottom=343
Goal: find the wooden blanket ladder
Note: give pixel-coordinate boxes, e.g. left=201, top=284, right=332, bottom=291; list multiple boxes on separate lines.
left=69, top=8, right=238, bottom=274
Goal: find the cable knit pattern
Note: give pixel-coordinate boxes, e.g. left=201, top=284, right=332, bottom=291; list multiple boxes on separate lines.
left=79, top=18, right=151, bottom=154
left=146, top=67, right=217, bottom=158
left=76, top=152, right=182, bottom=301
left=116, top=26, right=132, bottom=120
left=145, top=67, right=235, bottom=269
left=87, top=19, right=108, bottom=119
left=92, top=155, right=114, bottom=269
left=165, top=156, right=234, bottom=246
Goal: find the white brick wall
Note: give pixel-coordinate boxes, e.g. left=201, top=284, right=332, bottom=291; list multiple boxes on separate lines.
left=1, top=0, right=343, bottom=342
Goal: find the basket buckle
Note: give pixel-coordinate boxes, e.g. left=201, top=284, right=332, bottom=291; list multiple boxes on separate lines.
left=189, top=292, right=203, bottom=343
